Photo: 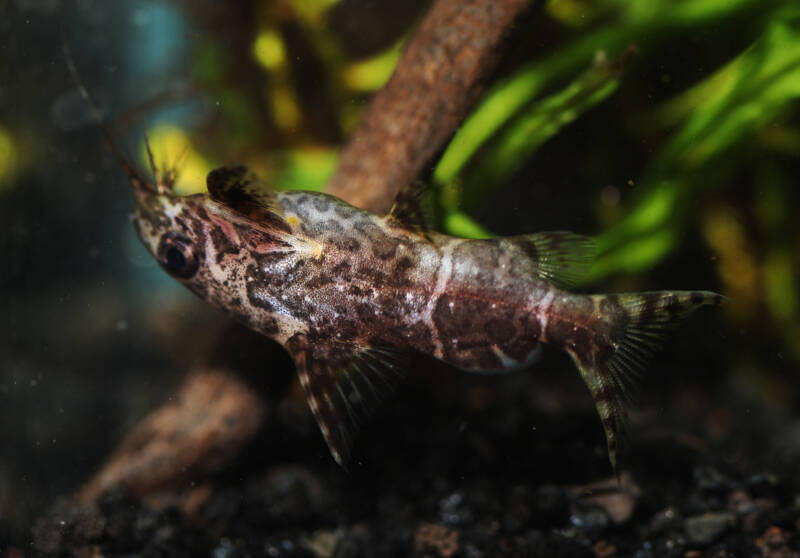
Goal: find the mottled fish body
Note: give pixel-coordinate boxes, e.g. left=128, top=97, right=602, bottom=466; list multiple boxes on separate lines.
left=129, top=164, right=724, bottom=472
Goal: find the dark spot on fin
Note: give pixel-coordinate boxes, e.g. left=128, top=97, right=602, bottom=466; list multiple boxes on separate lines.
left=285, top=334, right=406, bottom=468
left=207, top=165, right=287, bottom=226
left=512, top=231, right=596, bottom=288
left=385, top=180, right=431, bottom=235
left=569, top=290, right=725, bottom=475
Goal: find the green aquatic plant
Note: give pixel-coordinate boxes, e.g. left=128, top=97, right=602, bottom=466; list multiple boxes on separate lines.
left=432, top=1, right=800, bottom=263
left=592, top=5, right=800, bottom=279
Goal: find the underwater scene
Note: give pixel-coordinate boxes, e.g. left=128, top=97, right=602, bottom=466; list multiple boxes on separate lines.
left=3, top=0, right=800, bottom=556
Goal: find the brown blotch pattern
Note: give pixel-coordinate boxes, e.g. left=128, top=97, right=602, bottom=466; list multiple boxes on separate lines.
left=210, top=228, right=240, bottom=263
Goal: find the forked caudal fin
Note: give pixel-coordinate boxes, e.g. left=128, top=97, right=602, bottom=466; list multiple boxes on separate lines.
left=565, top=290, right=726, bottom=475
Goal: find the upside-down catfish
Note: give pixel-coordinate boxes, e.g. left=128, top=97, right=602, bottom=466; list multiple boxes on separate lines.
left=124, top=158, right=723, bottom=473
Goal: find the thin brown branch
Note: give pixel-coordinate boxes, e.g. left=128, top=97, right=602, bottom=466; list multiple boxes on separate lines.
left=325, top=0, right=535, bottom=213
left=76, top=323, right=292, bottom=503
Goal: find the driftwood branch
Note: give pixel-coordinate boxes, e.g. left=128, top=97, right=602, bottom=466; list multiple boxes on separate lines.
left=78, top=370, right=266, bottom=502
left=79, top=0, right=534, bottom=502
left=77, top=324, right=287, bottom=504
left=325, top=0, right=535, bottom=213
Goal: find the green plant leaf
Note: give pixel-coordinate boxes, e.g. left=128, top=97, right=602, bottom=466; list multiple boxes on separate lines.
left=590, top=5, right=800, bottom=279
left=457, top=50, right=631, bottom=212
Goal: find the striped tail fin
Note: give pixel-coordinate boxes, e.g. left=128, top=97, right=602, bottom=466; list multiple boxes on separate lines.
left=566, top=291, right=726, bottom=475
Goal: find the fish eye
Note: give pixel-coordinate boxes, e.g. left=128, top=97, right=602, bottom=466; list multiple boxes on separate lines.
left=157, top=232, right=198, bottom=279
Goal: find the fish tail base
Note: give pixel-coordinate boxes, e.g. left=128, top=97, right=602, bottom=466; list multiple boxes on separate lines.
left=566, top=290, right=726, bottom=474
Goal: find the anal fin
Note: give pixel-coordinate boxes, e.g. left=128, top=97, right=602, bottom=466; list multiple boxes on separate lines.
left=285, top=334, right=406, bottom=468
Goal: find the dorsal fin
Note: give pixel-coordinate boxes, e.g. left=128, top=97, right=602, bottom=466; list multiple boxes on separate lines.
left=385, top=180, right=431, bottom=234
left=511, top=231, right=596, bottom=288
left=207, top=165, right=284, bottom=221
left=285, top=334, right=405, bottom=468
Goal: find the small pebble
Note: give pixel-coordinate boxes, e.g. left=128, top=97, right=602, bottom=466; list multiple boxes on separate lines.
left=569, top=507, right=611, bottom=538
left=648, top=507, right=680, bottom=535
left=213, top=537, right=235, bottom=558
left=593, top=539, right=616, bottom=557
left=631, top=541, right=654, bottom=558
left=684, top=511, right=736, bottom=545
left=439, top=491, right=474, bottom=525
left=572, top=473, right=640, bottom=525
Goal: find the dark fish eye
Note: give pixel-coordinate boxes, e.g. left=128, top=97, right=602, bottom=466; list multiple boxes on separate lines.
left=164, top=245, right=186, bottom=270
left=157, top=232, right=198, bottom=279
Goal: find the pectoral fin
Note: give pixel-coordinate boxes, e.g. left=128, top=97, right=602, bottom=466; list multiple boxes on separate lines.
left=285, top=334, right=405, bottom=467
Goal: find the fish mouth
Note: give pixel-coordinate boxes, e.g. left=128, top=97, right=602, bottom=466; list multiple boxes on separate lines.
left=131, top=185, right=188, bottom=260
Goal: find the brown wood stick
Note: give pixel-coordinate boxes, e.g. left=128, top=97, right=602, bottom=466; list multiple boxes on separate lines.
left=325, top=0, right=535, bottom=213
left=78, top=370, right=267, bottom=502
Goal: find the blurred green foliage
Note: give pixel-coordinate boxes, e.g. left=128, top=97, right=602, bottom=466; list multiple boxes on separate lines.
left=434, top=0, right=799, bottom=257
left=0, top=124, right=18, bottom=190
left=434, top=50, right=630, bottom=238
left=592, top=5, right=800, bottom=279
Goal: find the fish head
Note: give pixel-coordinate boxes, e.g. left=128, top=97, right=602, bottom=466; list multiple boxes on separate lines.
left=128, top=161, right=303, bottom=340
left=132, top=154, right=294, bottom=271
left=131, top=181, right=209, bottom=284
